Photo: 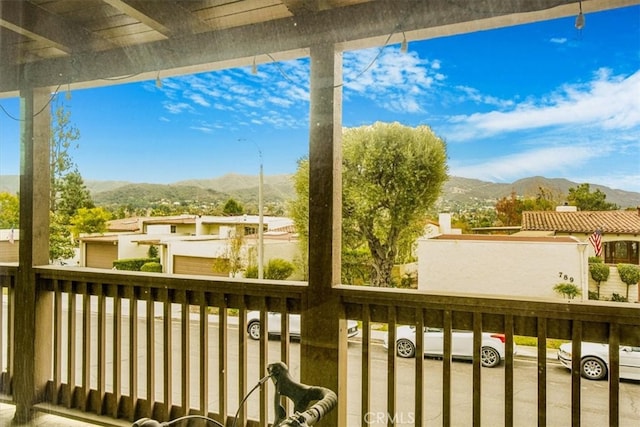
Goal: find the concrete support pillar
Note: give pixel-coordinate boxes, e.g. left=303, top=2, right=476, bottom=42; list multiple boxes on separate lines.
left=14, top=87, right=53, bottom=422
left=301, top=43, right=347, bottom=426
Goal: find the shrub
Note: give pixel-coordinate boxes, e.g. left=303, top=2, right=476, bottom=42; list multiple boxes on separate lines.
left=588, top=256, right=603, bottom=264
left=140, top=262, right=162, bottom=273
left=589, top=262, right=610, bottom=299
left=617, top=263, right=640, bottom=300
left=588, top=290, right=599, bottom=300
left=610, top=293, right=628, bottom=302
left=113, top=257, right=160, bottom=271
left=244, top=258, right=295, bottom=280
left=553, top=282, right=581, bottom=300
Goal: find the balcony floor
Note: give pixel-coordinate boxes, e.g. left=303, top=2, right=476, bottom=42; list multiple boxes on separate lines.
left=0, top=402, right=124, bottom=427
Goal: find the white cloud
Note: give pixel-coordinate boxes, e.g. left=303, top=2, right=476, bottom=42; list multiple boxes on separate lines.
left=343, top=47, right=437, bottom=113
left=550, top=37, right=567, bottom=44
left=444, top=69, right=640, bottom=141
left=163, top=102, right=193, bottom=114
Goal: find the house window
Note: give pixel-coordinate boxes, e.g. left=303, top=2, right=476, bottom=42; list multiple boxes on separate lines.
left=171, top=225, right=177, bottom=233
left=604, top=241, right=639, bottom=265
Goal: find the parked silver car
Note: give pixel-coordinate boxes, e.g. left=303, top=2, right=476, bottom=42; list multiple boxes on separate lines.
left=383, top=326, right=511, bottom=368
left=557, top=342, right=640, bottom=381
left=247, top=311, right=359, bottom=340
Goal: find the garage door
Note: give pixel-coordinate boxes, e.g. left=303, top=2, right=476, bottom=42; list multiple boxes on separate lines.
left=86, top=242, right=118, bottom=269
left=174, top=256, right=227, bottom=277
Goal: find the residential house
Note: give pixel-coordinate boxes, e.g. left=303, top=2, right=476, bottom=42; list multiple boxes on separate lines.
left=519, top=206, right=640, bottom=301
left=418, top=208, right=639, bottom=302
left=78, top=214, right=300, bottom=277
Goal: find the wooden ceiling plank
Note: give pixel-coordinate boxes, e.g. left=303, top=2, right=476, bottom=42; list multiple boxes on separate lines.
left=102, top=0, right=213, bottom=35
left=102, top=0, right=172, bottom=37
left=0, top=0, right=112, bottom=54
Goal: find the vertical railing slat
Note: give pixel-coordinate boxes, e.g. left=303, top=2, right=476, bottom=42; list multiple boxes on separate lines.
left=442, top=310, right=452, bottom=427
left=386, top=306, right=396, bottom=427
left=280, top=301, right=290, bottom=416
left=112, top=291, right=122, bottom=419
left=472, top=313, right=482, bottom=426
left=52, top=285, right=62, bottom=404
left=571, top=321, right=582, bottom=427
left=361, top=304, right=371, bottom=421
left=199, top=300, right=209, bottom=417
left=608, top=323, right=619, bottom=427
left=66, top=292, right=76, bottom=408
left=97, top=292, right=106, bottom=414
left=146, top=296, right=155, bottom=414
left=537, top=317, right=547, bottom=427
left=129, top=295, right=138, bottom=420
left=504, top=314, right=514, bottom=427
left=181, top=302, right=189, bottom=416
left=237, top=306, right=248, bottom=426
left=163, top=302, right=172, bottom=418
left=414, top=308, right=424, bottom=425
left=82, top=291, right=91, bottom=411
left=218, top=306, right=228, bottom=425
left=259, top=309, right=268, bottom=427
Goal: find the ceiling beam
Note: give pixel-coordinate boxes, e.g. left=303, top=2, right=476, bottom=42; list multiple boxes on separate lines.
left=0, top=0, right=113, bottom=55
left=0, top=0, right=637, bottom=94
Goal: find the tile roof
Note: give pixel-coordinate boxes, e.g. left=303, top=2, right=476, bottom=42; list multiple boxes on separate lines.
left=521, top=210, right=640, bottom=234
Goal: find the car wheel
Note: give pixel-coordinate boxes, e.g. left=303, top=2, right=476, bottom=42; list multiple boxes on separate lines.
left=247, top=321, right=261, bottom=340
left=480, top=346, right=501, bottom=367
left=581, top=356, right=607, bottom=380
left=396, top=338, right=416, bottom=358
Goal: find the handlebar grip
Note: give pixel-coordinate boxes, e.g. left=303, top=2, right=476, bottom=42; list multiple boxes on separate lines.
left=280, top=389, right=337, bottom=426
left=307, top=389, right=337, bottom=422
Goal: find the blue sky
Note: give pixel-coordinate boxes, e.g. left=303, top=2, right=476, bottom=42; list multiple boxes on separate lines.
left=1, top=5, right=639, bottom=192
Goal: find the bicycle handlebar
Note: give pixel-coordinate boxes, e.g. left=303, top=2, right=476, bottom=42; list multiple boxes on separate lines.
left=269, top=362, right=337, bottom=427
left=131, top=362, right=337, bottom=427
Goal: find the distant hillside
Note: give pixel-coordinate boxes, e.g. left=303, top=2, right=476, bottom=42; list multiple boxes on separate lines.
left=441, top=176, right=640, bottom=208
left=92, top=183, right=229, bottom=208
left=2, top=174, right=639, bottom=209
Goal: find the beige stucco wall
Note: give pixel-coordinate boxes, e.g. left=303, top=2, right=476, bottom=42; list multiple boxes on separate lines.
left=417, top=237, right=589, bottom=300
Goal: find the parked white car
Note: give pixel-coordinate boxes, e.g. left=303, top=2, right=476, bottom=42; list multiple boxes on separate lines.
left=247, top=311, right=359, bottom=340
left=557, top=342, right=640, bottom=381
left=383, top=326, right=510, bottom=368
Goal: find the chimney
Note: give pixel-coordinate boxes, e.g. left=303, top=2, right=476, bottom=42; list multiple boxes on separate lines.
left=556, top=205, right=578, bottom=212
left=439, top=213, right=452, bottom=234
left=637, top=206, right=640, bottom=217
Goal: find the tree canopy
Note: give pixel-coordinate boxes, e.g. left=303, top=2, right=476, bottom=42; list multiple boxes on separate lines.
left=290, top=122, right=448, bottom=287
left=568, top=183, right=618, bottom=211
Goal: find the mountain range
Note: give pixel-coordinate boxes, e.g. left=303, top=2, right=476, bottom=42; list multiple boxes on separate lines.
left=1, top=174, right=639, bottom=209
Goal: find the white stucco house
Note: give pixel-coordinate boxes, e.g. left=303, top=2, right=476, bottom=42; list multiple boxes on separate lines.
left=78, top=214, right=301, bottom=278
left=417, top=207, right=640, bottom=302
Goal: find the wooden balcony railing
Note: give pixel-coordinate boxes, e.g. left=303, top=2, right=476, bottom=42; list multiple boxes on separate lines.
left=1, top=264, right=639, bottom=426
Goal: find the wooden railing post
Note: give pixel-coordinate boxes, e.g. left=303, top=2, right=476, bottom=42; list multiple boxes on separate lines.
left=301, top=42, right=347, bottom=426
left=13, top=86, right=52, bottom=422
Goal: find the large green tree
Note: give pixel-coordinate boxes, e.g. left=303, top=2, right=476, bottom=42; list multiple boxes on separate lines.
left=290, top=122, right=448, bottom=287
left=343, top=122, right=448, bottom=286
left=567, top=183, right=617, bottom=211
